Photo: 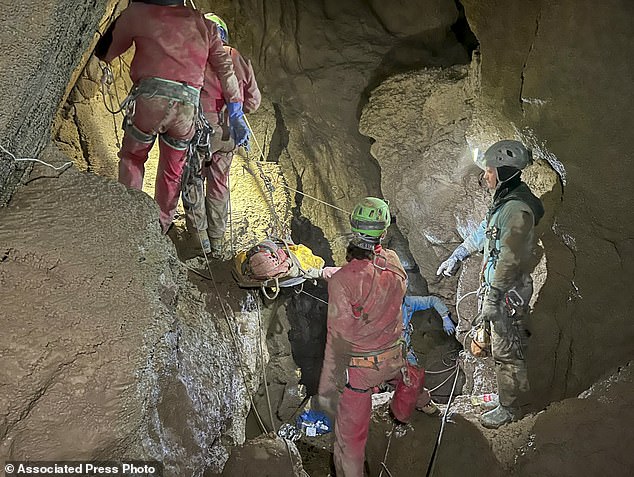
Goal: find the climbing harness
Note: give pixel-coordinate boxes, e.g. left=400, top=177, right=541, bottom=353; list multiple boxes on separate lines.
left=350, top=249, right=408, bottom=322
left=180, top=106, right=215, bottom=224
left=348, top=341, right=405, bottom=370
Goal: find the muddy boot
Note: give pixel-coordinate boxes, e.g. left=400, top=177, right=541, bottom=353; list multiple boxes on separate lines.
left=195, top=229, right=211, bottom=255
left=479, top=404, right=517, bottom=429
left=417, top=401, right=440, bottom=417
left=209, top=237, right=223, bottom=259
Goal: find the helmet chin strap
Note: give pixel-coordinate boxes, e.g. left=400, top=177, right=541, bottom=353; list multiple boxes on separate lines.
left=495, top=168, right=520, bottom=190
left=352, top=232, right=383, bottom=250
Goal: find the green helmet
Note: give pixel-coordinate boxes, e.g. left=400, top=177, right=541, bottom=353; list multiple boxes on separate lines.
left=484, top=140, right=532, bottom=170
left=205, top=13, right=229, bottom=44
left=350, top=197, right=391, bottom=239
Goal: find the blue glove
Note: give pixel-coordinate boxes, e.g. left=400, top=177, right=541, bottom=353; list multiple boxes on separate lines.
left=436, top=244, right=470, bottom=277
left=442, top=314, right=456, bottom=335
left=480, top=286, right=506, bottom=322
left=226, top=101, right=250, bottom=148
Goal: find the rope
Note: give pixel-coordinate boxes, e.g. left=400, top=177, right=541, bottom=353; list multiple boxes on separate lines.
left=427, top=366, right=458, bottom=393
left=260, top=277, right=281, bottom=300
left=253, top=160, right=291, bottom=239
left=228, top=172, right=236, bottom=256
left=425, top=353, right=462, bottom=477
left=455, top=289, right=479, bottom=328
left=380, top=462, right=394, bottom=477
left=271, top=177, right=350, bottom=215
left=244, top=120, right=349, bottom=217
left=244, top=116, right=267, bottom=162
left=98, top=62, right=126, bottom=149
left=0, top=144, right=73, bottom=172
left=296, top=288, right=328, bottom=305
left=255, top=296, right=277, bottom=433
left=425, top=365, right=459, bottom=375
left=378, top=422, right=395, bottom=477
left=177, top=247, right=270, bottom=434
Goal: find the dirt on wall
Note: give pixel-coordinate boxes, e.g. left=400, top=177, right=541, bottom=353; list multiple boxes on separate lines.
left=2, top=0, right=634, bottom=475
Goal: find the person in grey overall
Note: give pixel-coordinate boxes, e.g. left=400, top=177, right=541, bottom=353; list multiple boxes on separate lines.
left=437, top=140, right=544, bottom=428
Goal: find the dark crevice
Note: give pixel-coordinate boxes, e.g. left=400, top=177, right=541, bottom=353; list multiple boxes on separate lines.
left=520, top=8, right=542, bottom=113
left=291, top=0, right=303, bottom=71
left=451, top=0, right=479, bottom=56
left=266, top=103, right=289, bottom=163
left=282, top=168, right=333, bottom=396
left=75, top=105, right=93, bottom=172
left=365, top=2, right=396, bottom=36
left=357, top=1, right=478, bottom=120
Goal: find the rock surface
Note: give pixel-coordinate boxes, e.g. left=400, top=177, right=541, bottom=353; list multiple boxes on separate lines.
left=0, top=144, right=265, bottom=475
left=2, top=0, right=634, bottom=475
left=0, top=0, right=122, bottom=205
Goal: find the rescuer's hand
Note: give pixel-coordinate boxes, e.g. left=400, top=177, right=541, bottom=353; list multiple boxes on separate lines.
left=442, top=314, right=456, bottom=335
left=436, top=245, right=469, bottom=277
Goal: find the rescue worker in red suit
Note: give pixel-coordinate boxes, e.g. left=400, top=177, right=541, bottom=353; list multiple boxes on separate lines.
left=316, top=197, right=426, bottom=477
left=181, top=13, right=261, bottom=256
left=95, top=0, right=249, bottom=233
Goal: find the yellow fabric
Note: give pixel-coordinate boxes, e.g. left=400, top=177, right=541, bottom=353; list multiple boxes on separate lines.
left=233, top=243, right=324, bottom=282
left=288, top=244, right=324, bottom=271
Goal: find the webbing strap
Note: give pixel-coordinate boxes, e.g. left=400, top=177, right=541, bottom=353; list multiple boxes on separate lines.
left=345, top=382, right=370, bottom=393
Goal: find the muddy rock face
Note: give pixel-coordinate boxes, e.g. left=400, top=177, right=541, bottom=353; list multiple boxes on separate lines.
left=0, top=0, right=122, bottom=205
left=0, top=145, right=263, bottom=475
left=175, top=0, right=469, bottom=262
left=2, top=0, right=634, bottom=475
left=516, top=362, right=634, bottom=476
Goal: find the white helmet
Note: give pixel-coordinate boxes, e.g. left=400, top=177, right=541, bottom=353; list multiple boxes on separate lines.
left=484, top=140, right=532, bottom=170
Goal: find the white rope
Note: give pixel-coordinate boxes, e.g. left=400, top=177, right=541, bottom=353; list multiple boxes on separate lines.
left=426, top=353, right=462, bottom=477
left=378, top=422, right=395, bottom=477
left=426, top=366, right=458, bottom=393
left=244, top=116, right=267, bottom=162
left=455, top=289, right=478, bottom=326
left=255, top=297, right=277, bottom=433
left=0, top=143, right=72, bottom=171
left=273, top=178, right=350, bottom=215
left=243, top=118, right=350, bottom=216
left=297, top=289, right=328, bottom=305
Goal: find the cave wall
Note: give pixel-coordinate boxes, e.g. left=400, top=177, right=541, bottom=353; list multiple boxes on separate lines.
left=193, top=0, right=468, bottom=261
left=0, top=0, right=124, bottom=205
left=461, top=0, right=634, bottom=403
left=0, top=145, right=267, bottom=475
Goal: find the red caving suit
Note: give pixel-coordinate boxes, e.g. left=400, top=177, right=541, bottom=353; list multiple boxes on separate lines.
left=318, top=246, right=423, bottom=477
left=97, top=2, right=240, bottom=232
left=183, top=43, right=261, bottom=238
